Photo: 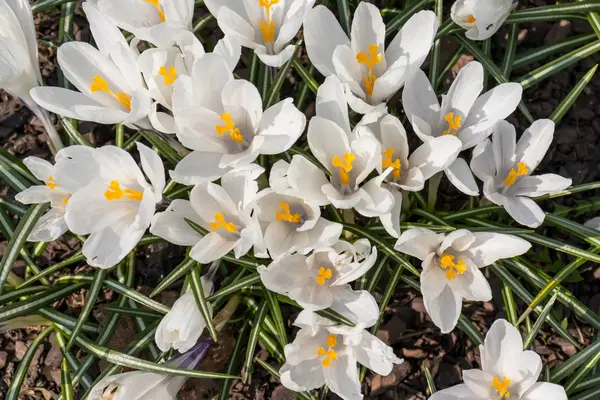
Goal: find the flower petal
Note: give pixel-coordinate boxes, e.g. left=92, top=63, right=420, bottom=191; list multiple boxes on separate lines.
left=510, top=174, right=571, bottom=198
left=323, top=348, right=362, bottom=400
left=27, top=208, right=68, bottom=242
left=470, top=138, right=495, bottom=182
left=316, top=75, right=351, bottom=135
left=441, top=61, right=483, bottom=118
left=521, top=382, right=567, bottom=400
left=503, top=196, right=546, bottom=228
left=15, top=185, right=51, bottom=204
left=386, top=10, right=439, bottom=71
left=394, top=227, right=441, bottom=260
left=445, top=157, right=480, bottom=196
left=189, top=231, right=237, bottom=264
left=352, top=329, right=403, bottom=375
left=409, top=135, right=462, bottom=180
left=170, top=151, right=230, bottom=185
left=258, top=98, right=306, bottom=155
left=150, top=199, right=204, bottom=246
left=287, top=155, right=330, bottom=206
left=304, top=5, right=350, bottom=77
left=424, top=283, right=462, bottom=333
left=463, top=232, right=531, bottom=267
left=515, top=119, right=555, bottom=171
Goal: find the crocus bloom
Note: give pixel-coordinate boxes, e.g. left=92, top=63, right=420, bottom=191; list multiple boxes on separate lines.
left=451, top=0, right=518, bottom=41
left=151, top=164, right=265, bottom=264
left=304, top=2, right=438, bottom=114
left=270, top=75, right=393, bottom=217
left=170, top=53, right=305, bottom=184
left=31, top=2, right=152, bottom=128
left=471, top=120, right=572, bottom=228
left=395, top=228, right=530, bottom=333
left=94, top=0, right=194, bottom=48
left=204, top=0, right=315, bottom=67
left=280, top=316, right=402, bottom=400
left=138, top=31, right=241, bottom=133
left=430, top=319, right=567, bottom=400
left=15, top=146, right=98, bottom=242
left=0, top=0, right=63, bottom=151
left=403, top=61, right=523, bottom=196
left=360, top=113, right=462, bottom=238
left=253, top=188, right=342, bottom=259
left=65, top=143, right=165, bottom=268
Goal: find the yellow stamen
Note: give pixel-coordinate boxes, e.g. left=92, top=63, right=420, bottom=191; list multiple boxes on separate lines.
left=259, top=0, right=280, bottom=42
left=439, top=253, right=467, bottom=280
left=332, top=153, right=355, bottom=185
left=466, top=15, right=477, bottom=23
left=382, top=148, right=401, bottom=179
left=209, top=212, right=237, bottom=233
left=144, top=0, right=166, bottom=22
left=215, top=113, right=244, bottom=143
left=356, top=44, right=383, bottom=97
left=315, top=266, right=333, bottom=285
left=316, top=334, right=338, bottom=367
left=61, top=197, right=69, bottom=205
left=158, top=65, right=177, bottom=86
left=503, top=162, right=529, bottom=187
left=442, top=112, right=462, bottom=136
left=104, top=180, right=143, bottom=201
left=276, top=202, right=302, bottom=223
left=90, top=75, right=132, bottom=111
left=46, top=176, right=58, bottom=190
left=491, top=377, right=511, bottom=398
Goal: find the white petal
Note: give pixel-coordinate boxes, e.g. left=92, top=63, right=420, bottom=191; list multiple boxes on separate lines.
left=189, top=232, right=237, bottom=264
left=515, top=350, right=543, bottom=396
left=424, top=283, right=462, bottom=333
left=187, top=53, right=233, bottom=109
left=287, top=155, right=330, bottom=206
left=150, top=199, right=204, bottom=246
left=307, top=116, right=351, bottom=174
left=394, top=228, right=441, bottom=260
left=304, top=217, right=343, bottom=254
left=386, top=10, right=439, bottom=71
left=323, top=348, right=362, bottom=400
left=54, top=145, right=99, bottom=192
left=521, top=382, right=567, bottom=400
left=480, top=319, right=524, bottom=376
left=409, top=135, right=462, bottom=180
left=189, top=182, right=238, bottom=226
left=4, top=0, right=40, bottom=82
left=584, top=217, right=600, bottom=231
left=442, top=61, right=483, bottom=120
left=137, top=142, right=164, bottom=201
left=492, top=119, right=517, bottom=177
left=220, top=164, right=264, bottom=210
left=503, top=196, right=546, bottom=228
left=402, top=68, right=440, bottom=132
left=379, top=188, right=402, bottom=238
left=470, top=138, right=495, bottom=182
left=511, top=174, right=571, bottom=198
left=263, top=221, right=300, bottom=259
left=258, top=98, right=306, bottom=154
left=22, top=157, right=53, bottom=182
left=27, top=208, right=68, bottom=242
left=455, top=257, right=492, bottom=302
left=15, top=185, right=51, bottom=204
left=462, top=369, right=496, bottom=398
left=259, top=254, right=311, bottom=295
left=429, top=384, right=478, bottom=400
left=515, top=119, right=555, bottom=171
left=353, top=174, right=394, bottom=218
left=280, top=359, right=325, bottom=392
left=329, top=286, right=379, bottom=328
left=212, top=35, right=241, bottom=71
left=445, top=157, right=480, bottom=196
left=214, top=6, right=256, bottom=50
left=170, top=151, right=230, bottom=185
left=254, top=45, right=296, bottom=68
left=333, top=245, right=378, bottom=286
left=221, top=79, right=263, bottom=134
left=421, top=262, right=449, bottom=302
left=83, top=222, right=145, bottom=269
left=351, top=3, right=386, bottom=74
left=316, top=75, right=351, bottom=135
left=352, top=330, right=402, bottom=375
left=303, top=5, right=349, bottom=77
left=463, top=232, right=531, bottom=267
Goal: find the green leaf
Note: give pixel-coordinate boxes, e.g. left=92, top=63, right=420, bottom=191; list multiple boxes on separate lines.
left=523, top=292, right=559, bottom=349
left=371, top=263, right=403, bottom=335
left=139, top=130, right=183, bottom=166
left=513, top=33, right=596, bottom=70
left=292, top=59, right=319, bottom=94
left=264, top=40, right=302, bottom=109
left=16, top=251, right=84, bottom=289
left=255, top=357, right=315, bottom=400
left=263, top=286, right=287, bottom=346
left=150, top=257, right=197, bottom=297
left=219, top=321, right=250, bottom=400
left=551, top=339, right=600, bottom=383
left=208, top=274, right=261, bottom=301
left=386, top=0, right=434, bottom=36
left=423, top=360, right=437, bottom=395
left=243, top=300, right=269, bottom=383
left=189, top=263, right=218, bottom=341
left=60, top=358, right=75, bottom=400
left=336, top=0, right=351, bottom=34
left=550, top=64, right=598, bottom=123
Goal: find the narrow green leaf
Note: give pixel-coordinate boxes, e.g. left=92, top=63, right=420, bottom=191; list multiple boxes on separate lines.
left=243, top=300, right=269, bottom=383
left=0, top=197, right=28, bottom=216
left=0, top=286, right=47, bottom=305
left=336, top=0, right=351, bottom=34
left=32, top=0, right=74, bottom=13
left=501, top=23, right=519, bottom=78
left=139, top=130, right=183, bottom=166
left=67, top=269, right=107, bottom=350
left=104, top=306, right=163, bottom=319
left=386, top=0, right=434, bottom=36
left=54, top=329, right=94, bottom=391
left=550, top=64, right=598, bottom=123
left=190, top=263, right=218, bottom=341
left=513, top=33, right=596, bottom=70
left=150, top=257, right=196, bottom=297
left=501, top=283, right=519, bottom=325
left=219, top=321, right=250, bottom=400
left=16, top=251, right=84, bottom=289
left=292, top=59, right=319, bottom=94
left=0, top=147, right=37, bottom=184
left=60, top=358, right=75, bottom=400
left=423, top=360, right=437, bottom=395
left=264, top=40, right=302, bottom=108
left=523, top=292, right=559, bottom=349
left=551, top=340, right=600, bottom=382
left=192, top=13, right=214, bottom=33
left=60, top=118, right=91, bottom=146
left=371, top=264, right=403, bottom=335
left=208, top=274, right=261, bottom=301
left=264, top=285, right=287, bottom=346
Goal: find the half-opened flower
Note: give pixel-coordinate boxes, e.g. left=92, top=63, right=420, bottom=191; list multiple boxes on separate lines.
left=304, top=2, right=438, bottom=114
left=403, top=61, right=523, bottom=195
left=15, top=146, right=98, bottom=242
left=151, top=165, right=265, bottom=264
left=430, top=319, right=567, bottom=400
left=395, top=228, right=530, bottom=333
left=471, top=120, right=572, bottom=228
left=280, top=317, right=402, bottom=400
left=31, top=2, right=152, bottom=128
left=0, top=0, right=62, bottom=150
left=204, top=0, right=315, bottom=67
left=94, top=0, right=194, bottom=48
left=170, top=53, right=305, bottom=184
left=451, top=0, right=518, bottom=41
left=360, top=113, right=462, bottom=238
left=138, top=31, right=241, bottom=133
left=254, top=189, right=342, bottom=259
left=259, top=239, right=378, bottom=326
left=65, top=143, right=165, bottom=268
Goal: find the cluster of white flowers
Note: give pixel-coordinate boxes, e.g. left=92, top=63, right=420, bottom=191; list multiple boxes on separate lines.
left=3, top=0, right=573, bottom=399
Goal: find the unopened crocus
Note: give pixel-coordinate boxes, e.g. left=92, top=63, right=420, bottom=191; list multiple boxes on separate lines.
left=395, top=228, right=530, bottom=333
left=430, top=319, right=567, bottom=400
left=471, top=119, right=572, bottom=228
left=451, top=0, right=518, bottom=41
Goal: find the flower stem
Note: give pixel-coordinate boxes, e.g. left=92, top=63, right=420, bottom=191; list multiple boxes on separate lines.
left=427, top=172, right=442, bottom=212
left=213, top=294, right=241, bottom=333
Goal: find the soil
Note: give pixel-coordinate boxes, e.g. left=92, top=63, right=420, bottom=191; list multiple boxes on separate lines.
left=1, top=1, right=599, bottom=399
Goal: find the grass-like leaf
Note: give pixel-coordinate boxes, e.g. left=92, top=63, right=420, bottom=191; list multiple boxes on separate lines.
left=190, top=263, right=218, bottom=341
left=243, top=300, right=269, bottom=383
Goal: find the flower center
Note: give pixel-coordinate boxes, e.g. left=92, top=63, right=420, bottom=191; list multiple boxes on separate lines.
left=104, top=180, right=143, bottom=201
left=209, top=212, right=237, bottom=233
left=491, top=376, right=511, bottom=398
left=158, top=65, right=177, bottom=86
left=315, top=266, right=333, bottom=285
left=46, top=176, right=58, bottom=190
left=382, top=148, right=401, bottom=179
left=276, top=202, right=302, bottom=224
left=442, top=112, right=462, bottom=136
left=215, top=113, right=244, bottom=143
left=144, top=0, right=166, bottom=22
left=259, top=0, right=279, bottom=43
left=90, top=75, right=132, bottom=111
left=439, top=253, right=467, bottom=280
left=101, top=384, right=119, bottom=400
left=466, top=15, right=477, bottom=23
left=503, top=162, right=529, bottom=187
left=332, top=153, right=355, bottom=185
left=316, top=334, right=338, bottom=367
left=61, top=197, right=69, bottom=205
left=356, top=44, right=383, bottom=97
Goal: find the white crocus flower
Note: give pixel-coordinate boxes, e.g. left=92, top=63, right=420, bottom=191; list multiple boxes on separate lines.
left=395, top=228, right=531, bottom=333
left=304, top=2, right=438, bottom=114
left=31, top=2, right=152, bottom=128
left=15, top=146, right=98, bottom=242
left=430, top=319, right=567, bottom=400
left=360, top=113, right=462, bottom=238
left=138, top=31, right=241, bottom=133
left=259, top=239, right=378, bottom=326
left=93, top=0, right=194, bottom=48
left=280, top=316, right=402, bottom=400
left=471, top=120, right=572, bottom=228
left=151, top=165, right=265, bottom=264
left=170, top=53, right=305, bottom=184
left=204, top=0, right=315, bottom=67
left=155, top=263, right=218, bottom=353
left=451, top=0, right=518, bottom=41
left=64, top=143, right=165, bottom=268
left=0, top=0, right=63, bottom=151
left=254, top=188, right=342, bottom=259
left=270, top=75, right=393, bottom=217
left=403, top=61, right=523, bottom=196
